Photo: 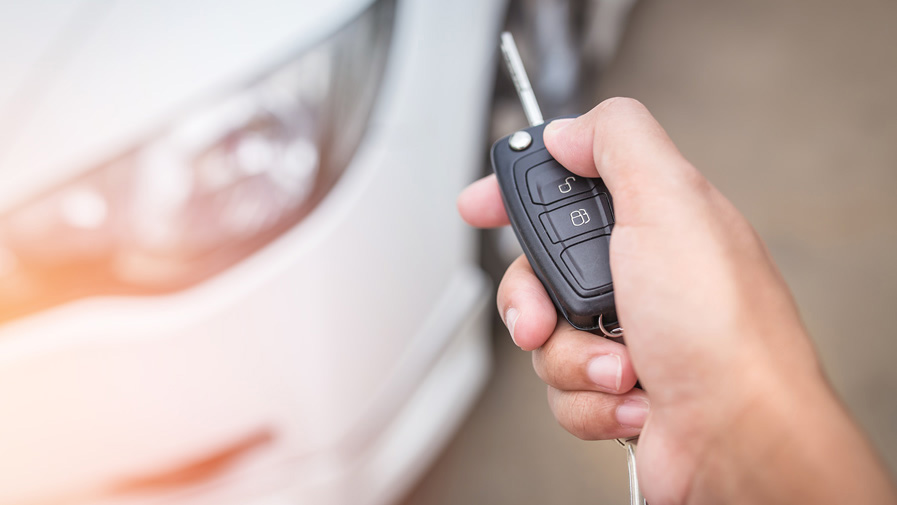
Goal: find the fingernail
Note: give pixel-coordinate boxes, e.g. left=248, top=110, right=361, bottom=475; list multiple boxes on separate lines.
left=616, top=398, right=650, bottom=429
left=587, top=354, right=622, bottom=391
left=543, top=118, right=574, bottom=139
left=504, top=307, right=520, bottom=346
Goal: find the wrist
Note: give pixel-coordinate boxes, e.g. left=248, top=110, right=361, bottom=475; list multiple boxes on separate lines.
left=688, top=367, right=897, bottom=505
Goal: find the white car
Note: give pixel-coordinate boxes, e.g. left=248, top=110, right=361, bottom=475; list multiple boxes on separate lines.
left=0, top=1, right=634, bottom=504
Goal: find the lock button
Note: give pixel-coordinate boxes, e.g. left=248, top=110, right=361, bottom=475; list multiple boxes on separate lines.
left=526, top=161, right=595, bottom=205
left=539, top=194, right=613, bottom=243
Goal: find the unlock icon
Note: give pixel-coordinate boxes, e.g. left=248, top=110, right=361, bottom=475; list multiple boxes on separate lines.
left=558, top=176, right=576, bottom=194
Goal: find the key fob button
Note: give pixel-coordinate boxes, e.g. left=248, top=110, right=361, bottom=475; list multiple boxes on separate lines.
left=562, top=236, right=613, bottom=291
left=539, top=194, right=613, bottom=243
left=526, top=162, right=595, bottom=205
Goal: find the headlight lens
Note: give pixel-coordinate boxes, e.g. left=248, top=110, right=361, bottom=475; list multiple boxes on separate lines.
left=0, top=0, right=395, bottom=325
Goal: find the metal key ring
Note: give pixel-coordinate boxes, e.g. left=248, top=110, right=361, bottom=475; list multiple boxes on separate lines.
left=598, top=313, right=625, bottom=338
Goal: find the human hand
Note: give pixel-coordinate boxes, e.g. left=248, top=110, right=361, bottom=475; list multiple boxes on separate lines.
left=458, top=98, right=897, bottom=505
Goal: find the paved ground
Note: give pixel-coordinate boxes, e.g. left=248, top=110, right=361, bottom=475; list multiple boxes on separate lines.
left=402, top=1, right=897, bottom=503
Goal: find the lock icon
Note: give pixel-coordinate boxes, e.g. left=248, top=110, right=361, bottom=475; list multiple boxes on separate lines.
left=558, top=176, right=576, bottom=194
left=570, top=209, right=590, bottom=227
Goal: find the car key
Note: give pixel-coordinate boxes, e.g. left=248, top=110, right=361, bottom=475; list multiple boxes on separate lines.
left=492, top=33, right=621, bottom=337
left=493, top=33, right=646, bottom=505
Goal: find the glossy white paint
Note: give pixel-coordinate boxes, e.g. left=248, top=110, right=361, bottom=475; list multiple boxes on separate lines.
left=0, top=0, right=375, bottom=212
left=0, top=0, right=506, bottom=503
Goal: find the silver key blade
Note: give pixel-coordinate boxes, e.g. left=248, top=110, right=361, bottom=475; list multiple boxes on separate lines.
left=500, top=32, right=544, bottom=127
left=617, top=437, right=647, bottom=505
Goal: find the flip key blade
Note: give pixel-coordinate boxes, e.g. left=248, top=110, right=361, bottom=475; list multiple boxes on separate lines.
left=500, top=32, right=544, bottom=127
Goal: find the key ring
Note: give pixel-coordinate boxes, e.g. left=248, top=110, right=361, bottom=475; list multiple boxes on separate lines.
left=598, top=313, right=625, bottom=338
left=605, top=316, right=642, bottom=504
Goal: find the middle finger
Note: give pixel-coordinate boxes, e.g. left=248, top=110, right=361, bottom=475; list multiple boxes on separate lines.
left=533, top=320, right=638, bottom=394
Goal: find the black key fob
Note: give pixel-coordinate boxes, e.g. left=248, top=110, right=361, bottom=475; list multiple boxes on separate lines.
left=491, top=121, right=617, bottom=331
left=495, top=35, right=641, bottom=504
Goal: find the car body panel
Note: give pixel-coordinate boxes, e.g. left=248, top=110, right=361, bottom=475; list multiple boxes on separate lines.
left=0, top=0, right=506, bottom=503
left=0, top=0, right=375, bottom=212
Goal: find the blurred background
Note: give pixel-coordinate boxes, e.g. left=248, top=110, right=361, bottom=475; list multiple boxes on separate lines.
left=0, top=1, right=894, bottom=504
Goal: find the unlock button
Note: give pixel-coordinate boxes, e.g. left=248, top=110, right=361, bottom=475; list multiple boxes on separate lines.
left=526, top=161, right=595, bottom=205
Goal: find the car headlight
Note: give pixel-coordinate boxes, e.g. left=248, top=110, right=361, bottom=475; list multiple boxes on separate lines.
left=0, top=0, right=395, bottom=325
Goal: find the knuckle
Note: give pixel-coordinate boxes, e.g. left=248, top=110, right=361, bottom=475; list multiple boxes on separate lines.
left=533, top=343, right=561, bottom=386
left=538, top=331, right=560, bottom=361
left=562, top=393, right=600, bottom=440
left=681, top=163, right=713, bottom=196
left=534, top=329, right=578, bottom=387
left=596, top=96, right=647, bottom=116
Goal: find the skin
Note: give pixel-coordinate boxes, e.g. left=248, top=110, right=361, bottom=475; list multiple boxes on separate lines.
left=457, top=98, right=897, bottom=505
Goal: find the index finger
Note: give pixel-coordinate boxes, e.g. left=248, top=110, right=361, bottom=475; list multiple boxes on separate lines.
left=456, top=174, right=510, bottom=228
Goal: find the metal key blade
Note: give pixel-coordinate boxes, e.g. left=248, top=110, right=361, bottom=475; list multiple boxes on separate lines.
left=500, top=32, right=544, bottom=127
left=617, top=437, right=647, bottom=505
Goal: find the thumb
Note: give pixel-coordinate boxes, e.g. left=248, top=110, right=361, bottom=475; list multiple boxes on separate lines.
left=542, top=98, right=706, bottom=226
